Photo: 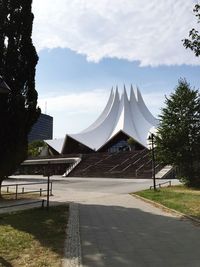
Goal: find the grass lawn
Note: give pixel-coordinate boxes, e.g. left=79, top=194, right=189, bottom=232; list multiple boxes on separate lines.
left=0, top=205, right=68, bottom=267
left=134, top=185, right=200, bottom=219
left=0, top=191, right=41, bottom=202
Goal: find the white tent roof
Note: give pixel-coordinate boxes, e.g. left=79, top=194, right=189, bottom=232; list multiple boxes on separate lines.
left=46, top=87, right=158, bottom=153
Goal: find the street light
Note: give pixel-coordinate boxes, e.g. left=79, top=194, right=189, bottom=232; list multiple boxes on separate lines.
left=0, top=76, right=11, bottom=94
left=148, top=133, right=156, bottom=190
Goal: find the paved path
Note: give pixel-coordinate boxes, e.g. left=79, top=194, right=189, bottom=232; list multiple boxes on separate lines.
left=2, top=177, right=200, bottom=266
left=79, top=193, right=200, bottom=267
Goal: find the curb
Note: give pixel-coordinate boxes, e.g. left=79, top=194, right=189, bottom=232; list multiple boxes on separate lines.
left=132, top=193, right=200, bottom=225
left=62, top=203, right=82, bottom=267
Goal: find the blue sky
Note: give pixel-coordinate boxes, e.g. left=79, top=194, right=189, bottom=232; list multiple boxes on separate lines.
left=32, top=0, right=200, bottom=138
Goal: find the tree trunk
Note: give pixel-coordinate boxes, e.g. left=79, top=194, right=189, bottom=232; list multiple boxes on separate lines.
left=0, top=178, right=3, bottom=198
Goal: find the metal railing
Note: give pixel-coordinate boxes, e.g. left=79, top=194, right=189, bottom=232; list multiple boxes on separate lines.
left=0, top=199, right=46, bottom=209
left=1, top=182, right=53, bottom=200
left=150, top=180, right=171, bottom=190
left=63, top=158, right=82, bottom=177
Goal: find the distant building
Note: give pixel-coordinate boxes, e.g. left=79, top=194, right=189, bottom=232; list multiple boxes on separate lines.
left=28, top=113, right=53, bottom=143
left=45, top=86, right=158, bottom=154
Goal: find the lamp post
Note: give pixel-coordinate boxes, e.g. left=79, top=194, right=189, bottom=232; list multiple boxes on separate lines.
left=148, top=133, right=156, bottom=190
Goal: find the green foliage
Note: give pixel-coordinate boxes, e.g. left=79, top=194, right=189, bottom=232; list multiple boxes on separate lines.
left=127, top=137, right=135, bottom=145
left=183, top=4, right=200, bottom=56
left=28, top=140, right=46, bottom=157
left=127, top=137, right=136, bottom=151
left=0, top=0, right=40, bottom=184
left=156, top=79, right=200, bottom=187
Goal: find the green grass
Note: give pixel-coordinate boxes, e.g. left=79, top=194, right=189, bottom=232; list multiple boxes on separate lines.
left=134, top=185, right=200, bottom=219
left=0, top=205, right=68, bottom=267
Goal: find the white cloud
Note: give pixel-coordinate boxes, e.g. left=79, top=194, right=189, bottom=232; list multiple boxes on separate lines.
left=38, top=89, right=109, bottom=137
left=32, top=0, right=199, bottom=66
left=38, top=88, right=165, bottom=138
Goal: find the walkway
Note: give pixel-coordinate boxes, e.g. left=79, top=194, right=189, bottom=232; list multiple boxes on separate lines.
left=2, top=177, right=200, bottom=266
left=79, top=193, right=200, bottom=267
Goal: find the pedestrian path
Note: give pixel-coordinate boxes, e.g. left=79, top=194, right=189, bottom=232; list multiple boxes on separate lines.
left=79, top=194, right=200, bottom=267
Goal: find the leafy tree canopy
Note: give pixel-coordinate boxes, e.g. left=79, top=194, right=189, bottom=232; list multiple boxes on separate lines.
left=0, top=0, right=40, bottom=188
left=28, top=140, right=46, bottom=157
left=183, top=4, right=200, bottom=56
left=155, top=79, right=200, bottom=187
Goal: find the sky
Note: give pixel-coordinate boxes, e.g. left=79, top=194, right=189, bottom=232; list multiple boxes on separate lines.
left=32, top=0, right=200, bottom=138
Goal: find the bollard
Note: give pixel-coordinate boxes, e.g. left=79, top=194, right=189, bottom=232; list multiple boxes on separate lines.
left=47, top=175, right=50, bottom=209
left=50, top=182, right=53, bottom=196
left=41, top=199, right=45, bottom=208
left=7, top=186, right=9, bottom=193
left=22, top=187, right=24, bottom=194
left=15, top=184, right=18, bottom=200
left=40, top=188, right=42, bottom=196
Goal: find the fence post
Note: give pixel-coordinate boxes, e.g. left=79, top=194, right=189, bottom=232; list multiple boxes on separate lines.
left=7, top=186, right=9, bottom=193
left=47, top=171, right=50, bottom=210
left=40, top=188, right=42, bottom=196
left=22, top=187, right=24, bottom=194
left=15, top=184, right=18, bottom=200
left=50, top=182, right=53, bottom=196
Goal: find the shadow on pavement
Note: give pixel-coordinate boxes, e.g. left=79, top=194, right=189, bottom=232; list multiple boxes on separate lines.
left=0, top=257, right=13, bottom=267
left=79, top=203, right=200, bottom=267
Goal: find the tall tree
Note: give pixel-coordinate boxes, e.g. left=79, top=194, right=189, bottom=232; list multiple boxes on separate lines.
left=156, top=79, right=200, bottom=187
left=0, top=0, right=40, bottom=191
left=183, top=4, right=200, bottom=56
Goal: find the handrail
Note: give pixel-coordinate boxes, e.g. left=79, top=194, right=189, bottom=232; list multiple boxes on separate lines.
left=135, top=163, right=145, bottom=177
left=121, top=163, right=132, bottom=172
left=150, top=180, right=171, bottom=190
left=1, top=181, right=53, bottom=199
left=121, top=158, right=131, bottom=165
left=132, top=158, right=141, bottom=166
left=82, top=163, right=92, bottom=172
left=0, top=199, right=45, bottom=209
left=2, top=181, right=48, bottom=187
left=108, top=164, right=120, bottom=172
left=63, top=158, right=81, bottom=177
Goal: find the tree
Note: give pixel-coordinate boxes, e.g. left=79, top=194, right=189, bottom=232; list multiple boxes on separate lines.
left=28, top=140, right=46, bottom=157
left=0, top=0, right=40, bottom=192
left=155, top=79, right=200, bottom=187
left=183, top=4, right=200, bottom=56
left=127, top=137, right=135, bottom=151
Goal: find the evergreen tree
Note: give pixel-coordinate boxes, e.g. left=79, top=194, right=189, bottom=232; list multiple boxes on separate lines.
left=183, top=4, right=200, bottom=57
left=156, top=79, right=200, bottom=187
left=0, top=0, right=40, bottom=191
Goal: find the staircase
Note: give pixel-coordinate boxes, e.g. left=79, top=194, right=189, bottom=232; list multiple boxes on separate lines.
left=69, top=150, right=163, bottom=178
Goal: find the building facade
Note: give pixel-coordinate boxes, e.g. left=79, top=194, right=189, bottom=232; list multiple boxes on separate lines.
left=28, top=113, right=53, bottom=143
left=45, top=86, right=158, bottom=154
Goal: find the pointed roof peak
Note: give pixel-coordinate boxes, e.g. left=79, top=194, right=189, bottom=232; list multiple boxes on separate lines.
left=123, top=86, right=128, bottom=98
left=45, top=84, right=158, bottom=152
left=130, top=85, right=137, bottom=100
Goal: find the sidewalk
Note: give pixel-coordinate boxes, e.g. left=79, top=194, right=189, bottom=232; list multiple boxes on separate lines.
left=79, top=194, right=200, bottom=267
